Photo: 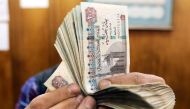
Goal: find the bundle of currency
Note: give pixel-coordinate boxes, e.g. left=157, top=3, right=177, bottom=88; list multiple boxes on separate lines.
left=44, top=2, right=175, bottom=109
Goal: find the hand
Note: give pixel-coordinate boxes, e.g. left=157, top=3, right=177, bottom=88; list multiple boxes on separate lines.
left=26, top=83, right=96, bottom=109
left=97, top=72, right=166, bottom=109
left=99, top=72, right=165, bottom=90
left=26, top=73, right=165, bottom=109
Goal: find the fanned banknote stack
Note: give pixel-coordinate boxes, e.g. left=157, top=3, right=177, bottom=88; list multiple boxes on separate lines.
left=44, top=2, right=175, bottom=109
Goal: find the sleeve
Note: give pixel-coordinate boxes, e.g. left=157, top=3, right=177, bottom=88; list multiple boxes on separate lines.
left=15, top=77, right=39, bottom=109
left=15, top=65, right=58, bottom=109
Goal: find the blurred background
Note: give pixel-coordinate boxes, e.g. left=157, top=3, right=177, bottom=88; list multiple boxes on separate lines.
left=0, top=0, right=190, bottom=109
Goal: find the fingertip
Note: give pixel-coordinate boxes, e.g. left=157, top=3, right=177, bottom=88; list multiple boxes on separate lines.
left=147, top=74, right=166, bottom=84
left=68, top=83, right=81, bottom=95
left=131, top=72, right=166, bottom=84
left=84, top=96, right=96, bottom=109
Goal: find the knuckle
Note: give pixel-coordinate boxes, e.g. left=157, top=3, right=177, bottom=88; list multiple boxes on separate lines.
left=55, top=86, right=71, bottom=99
left=29, top=96, right=46, bottom=109
left=133, top=73, right=145, bottom=84
left=63, top=86, right=71, bottom=96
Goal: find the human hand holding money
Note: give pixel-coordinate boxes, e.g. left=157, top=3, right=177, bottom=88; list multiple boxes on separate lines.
left=25, top=83, right=97, bottom=109
left=27, top=72, right=166, bottom=109
left=44, top=2, right=175, bottom=109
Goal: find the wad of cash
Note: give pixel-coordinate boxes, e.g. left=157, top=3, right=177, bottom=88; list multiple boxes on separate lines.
left=44, top=2, right=175, bottom=109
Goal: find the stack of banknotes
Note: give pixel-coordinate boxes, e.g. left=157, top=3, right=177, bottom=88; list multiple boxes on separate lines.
left=44, top=2, right=175, bottom=109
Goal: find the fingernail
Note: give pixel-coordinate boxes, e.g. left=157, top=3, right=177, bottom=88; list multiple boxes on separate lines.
left=76, top=95, right=84, bottom=102
left=68, top=84, right=80, bottom=94
left=99, top=80, right=111, bottom=89
left=84, top=96, right=96, bottom=109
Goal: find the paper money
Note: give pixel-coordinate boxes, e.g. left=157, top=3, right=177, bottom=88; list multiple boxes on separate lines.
left=91, top=83, right=175, bottom=109
left=44, top=62, right=74, bottom=91
left=81, top=2, right=130, bottom=93
left=44, top=2, right=175, bottom=109
left=45, top=2, right=130, bottom=94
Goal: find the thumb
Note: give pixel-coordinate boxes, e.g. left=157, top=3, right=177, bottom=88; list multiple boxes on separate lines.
left=99, top=72, right=166, bottom=90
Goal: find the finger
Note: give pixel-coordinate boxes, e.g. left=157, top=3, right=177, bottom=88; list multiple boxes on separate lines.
left=50, top=95, right=84, bottom=109
left=29, top=83, right=81, bottom=109
left=78, top=96, right=96, bottom=109
left=99, top=72, right=165, bottom=89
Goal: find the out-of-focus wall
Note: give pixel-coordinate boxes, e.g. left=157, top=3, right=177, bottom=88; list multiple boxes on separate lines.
left=0, top=52, right=13, bottom=109
left=1, top=0, right=188, bottom=108
left=130, top=1, right=190, bottom=108
left=9, top=0, right=81, bottom=107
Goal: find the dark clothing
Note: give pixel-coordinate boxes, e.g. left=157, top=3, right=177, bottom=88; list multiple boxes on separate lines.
left=16, top=65, right=58, bottom=109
